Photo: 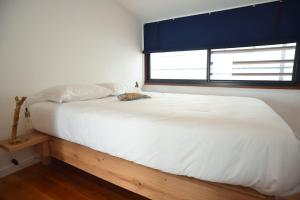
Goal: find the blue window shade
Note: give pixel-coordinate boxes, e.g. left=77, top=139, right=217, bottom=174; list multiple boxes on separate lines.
left=280, top=0, right=300, bottom=41
left=144, top=0, right=300, bottom=53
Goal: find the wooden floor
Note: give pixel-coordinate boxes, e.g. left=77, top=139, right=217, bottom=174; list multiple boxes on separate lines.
left=0, top=160, right=148, bottom=200
left=1, top=160, right=300, bottom=200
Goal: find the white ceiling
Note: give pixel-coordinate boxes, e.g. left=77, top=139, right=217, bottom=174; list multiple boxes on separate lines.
left=115, top=0, right=278, bottom=23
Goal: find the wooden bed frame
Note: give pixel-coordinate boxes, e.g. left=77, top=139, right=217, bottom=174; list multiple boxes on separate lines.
left=36, top=131, right=275, bottom=200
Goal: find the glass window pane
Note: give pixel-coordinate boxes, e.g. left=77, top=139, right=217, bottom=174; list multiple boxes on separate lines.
left=210, top=43, right=296, bottom=81
left=150, top=50, right=207, bottom=80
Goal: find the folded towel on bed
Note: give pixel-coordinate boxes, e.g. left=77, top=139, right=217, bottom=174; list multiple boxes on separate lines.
left=117, top=93, right=151, bottom=101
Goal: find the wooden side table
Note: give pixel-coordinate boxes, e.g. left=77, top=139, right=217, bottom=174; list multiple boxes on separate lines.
left=0, top=131, right=50, bottom=165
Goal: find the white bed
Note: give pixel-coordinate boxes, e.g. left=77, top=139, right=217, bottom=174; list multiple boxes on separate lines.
left=29, top=92, right=300, bottom=196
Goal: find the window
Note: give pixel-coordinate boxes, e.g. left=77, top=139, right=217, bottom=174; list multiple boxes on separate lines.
left=150, top=50, right=207, bottom=80
left=146, top=43, right=299, bottom=87
left=210, top=43, right=296, bottom=81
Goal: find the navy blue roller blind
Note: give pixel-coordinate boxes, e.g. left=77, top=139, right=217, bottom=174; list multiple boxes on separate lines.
left=144, top=0, right=300, bottom=53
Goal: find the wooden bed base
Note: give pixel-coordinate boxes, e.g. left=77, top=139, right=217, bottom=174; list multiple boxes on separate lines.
left=39, top=132, right=275, bottom=200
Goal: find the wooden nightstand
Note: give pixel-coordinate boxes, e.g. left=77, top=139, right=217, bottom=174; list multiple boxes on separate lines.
left=0, top=131, right=50, bottom=165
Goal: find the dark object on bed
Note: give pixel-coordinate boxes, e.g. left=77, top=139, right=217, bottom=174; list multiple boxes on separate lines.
left=117, top=93, right=151, bottom=101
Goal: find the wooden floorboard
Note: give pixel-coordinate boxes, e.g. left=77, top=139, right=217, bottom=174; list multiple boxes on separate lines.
left=1, top=160, right=299, bottom=200
left=0, top=160, right=148, bottom=200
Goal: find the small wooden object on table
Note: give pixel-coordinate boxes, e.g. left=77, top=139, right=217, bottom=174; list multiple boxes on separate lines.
left=0, top=131, right=50, bottom=165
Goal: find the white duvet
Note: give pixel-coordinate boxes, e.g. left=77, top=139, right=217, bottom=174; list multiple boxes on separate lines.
left=30, top=92, right=300, bottom=196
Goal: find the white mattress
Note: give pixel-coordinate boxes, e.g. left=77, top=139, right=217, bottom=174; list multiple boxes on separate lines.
left=30, top=92, right=300, bottom=196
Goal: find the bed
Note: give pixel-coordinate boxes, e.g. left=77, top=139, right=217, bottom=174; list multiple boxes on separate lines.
left=29, top=92, right=300, bottom=199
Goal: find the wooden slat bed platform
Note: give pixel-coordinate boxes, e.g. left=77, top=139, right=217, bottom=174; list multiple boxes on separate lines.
left=38, top=132, right=275, bottom=200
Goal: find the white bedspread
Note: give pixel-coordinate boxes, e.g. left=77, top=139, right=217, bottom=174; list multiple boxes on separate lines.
left=30, top=92, right=300, bottom=196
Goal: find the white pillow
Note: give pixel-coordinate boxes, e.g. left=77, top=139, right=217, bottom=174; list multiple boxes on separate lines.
left=29, top=84, right=112, bottom=104
left=97, top=82, right=141, bottom=95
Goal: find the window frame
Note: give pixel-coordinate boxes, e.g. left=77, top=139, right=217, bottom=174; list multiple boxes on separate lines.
left=145, top=43, right=300, bottom=88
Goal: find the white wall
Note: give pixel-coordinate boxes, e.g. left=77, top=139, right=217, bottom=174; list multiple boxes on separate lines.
left=143, top=85, right=300, bottom=139
left=0, top=0, right=143, bottom=175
